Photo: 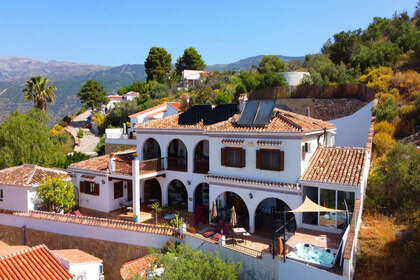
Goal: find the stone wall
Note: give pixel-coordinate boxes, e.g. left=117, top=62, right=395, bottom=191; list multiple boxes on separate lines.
left=0, top=224, right=149, bottom=280
left=105, top=143, right=136, bottom=154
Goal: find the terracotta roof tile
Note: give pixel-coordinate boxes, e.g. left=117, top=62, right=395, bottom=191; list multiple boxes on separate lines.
left=0, top=241, right=29, bottom=257
left=53, top=249, right=102, bottom=264
left=0, top=165, right=68, bottom=187
left=300, top=146, right=367, bottom=186
left=0, top=244, right=73, bottom=280
left=120, top=255, right=153, bottom=280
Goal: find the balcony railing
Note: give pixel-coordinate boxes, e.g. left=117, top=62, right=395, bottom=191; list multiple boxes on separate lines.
left=167, top=157, right=188, bottom=172
left=194, top=159, right=209, bottom=174
left=139, top=157, right=165, bottom=175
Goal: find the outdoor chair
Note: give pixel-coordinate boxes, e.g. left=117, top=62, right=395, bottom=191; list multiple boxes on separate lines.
left=203, top=221, right=224, bottom=238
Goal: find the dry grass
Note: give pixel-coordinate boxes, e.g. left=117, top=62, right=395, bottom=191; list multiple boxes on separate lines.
left=355, top=212, right=419, bottom=280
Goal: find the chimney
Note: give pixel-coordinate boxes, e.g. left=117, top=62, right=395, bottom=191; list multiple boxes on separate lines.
left=108, top=153, right=116, bottom=173
left=306, top=106, right=311, bottom=117
left=238, top=94, right=248, bottom=113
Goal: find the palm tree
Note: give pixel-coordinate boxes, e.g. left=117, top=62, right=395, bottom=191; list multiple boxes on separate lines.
left=23, top=76, right=57, bottom=112
left=151, top=202, right=162, bottom=225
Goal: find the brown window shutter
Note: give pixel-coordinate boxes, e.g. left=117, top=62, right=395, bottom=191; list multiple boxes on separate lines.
left=94, top=183, right=100, bottom=196
left=302, top=145, right=306, bottom=161
left=221, top=147, right=226, bottom=166
left=240, top=149, right=246, bottom=168
left=256, top=150, right=262, bottom=169
left=80, top=181, right=86, bottom=193
left=279, top=151, right=284, bottom=171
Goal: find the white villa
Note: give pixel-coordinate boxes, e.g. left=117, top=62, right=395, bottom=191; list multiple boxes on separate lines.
left=106, top=91, right=140, bottom=111
left=180, top=70, right=208, bottom=90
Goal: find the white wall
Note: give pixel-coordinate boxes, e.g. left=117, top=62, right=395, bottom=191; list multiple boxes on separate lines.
left=73, top=174, right=113, bottom=213
left=68, top=262, right=102, bottom=280
left=279, top=72, right=310, bottom=86
left=330, top=101, right=373, bottom=147
left=0, top=185, right=31, bottom=212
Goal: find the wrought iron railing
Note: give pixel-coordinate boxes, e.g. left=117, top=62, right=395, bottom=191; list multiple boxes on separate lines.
left=140, top=157, right=165, bottom=174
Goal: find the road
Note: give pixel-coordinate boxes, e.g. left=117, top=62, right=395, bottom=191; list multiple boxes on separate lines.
left=68, top=110, right=100, bottom=156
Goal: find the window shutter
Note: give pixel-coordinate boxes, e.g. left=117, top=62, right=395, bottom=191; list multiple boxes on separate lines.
left=80, top=181, right=86, bottom=193
left=256, top=150, right=262, bottom=169
left=221, top=148, right=227, bottom=166
left=94, top=183, right=100, bottom=196
left=279, top=151, right=284, bottom=171
left=240, top=149, right=246, bottom=168
left=302, top=145, right=306, bottom=161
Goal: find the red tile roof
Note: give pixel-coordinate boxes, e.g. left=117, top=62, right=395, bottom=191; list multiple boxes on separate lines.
left=0, top=244, right=73, bottom=280
left=135, top=108, right=335, bottom=134
left=0, top=165, right=68, bottom=187
left=120, top=255, right=153, bottom=280
left=300, top=146, right=367, bottom=186
left=129, top=102, right=181, bottom=118
left=0, top=241, right=29, bottom=257
left=53, top=249, right=102, bottom=264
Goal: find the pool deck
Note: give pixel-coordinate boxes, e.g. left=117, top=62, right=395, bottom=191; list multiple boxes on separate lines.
left=286, top=228, right=341, bottom=251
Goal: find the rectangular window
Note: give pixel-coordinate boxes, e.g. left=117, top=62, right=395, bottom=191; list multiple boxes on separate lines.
left=337, top=191, right=355, bottom=229
left=0, top=189, right=3, bottom=201
left=302, top=186, right=318, bottom=225
left=320, top=189, right=336, bottom=228
left=221, top=147, right=245, bottom=168
left=80, top=181, right=100, bottom=196
left=257, top=149, right=284, bottom=171
left=114, top=181, right=123, bottom=199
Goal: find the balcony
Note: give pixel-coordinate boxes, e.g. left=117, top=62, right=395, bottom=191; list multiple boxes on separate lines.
left=105, top=128, right=136, bottom=145
left=194, top=158, right=209, bottom=174
left=140, top=157, right=165, bottom=175
left=167, top=157, right=187, bottom=172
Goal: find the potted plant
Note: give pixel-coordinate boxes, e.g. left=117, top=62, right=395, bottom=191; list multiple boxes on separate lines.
left=133, top=215, right=139, bottom=223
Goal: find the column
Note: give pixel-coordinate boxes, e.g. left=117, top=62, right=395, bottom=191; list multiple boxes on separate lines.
left=132, top=158, right=140, bottom=221
left=187, top=187, right=194, bottom=213
left=249, top=213, right=255, bottom=233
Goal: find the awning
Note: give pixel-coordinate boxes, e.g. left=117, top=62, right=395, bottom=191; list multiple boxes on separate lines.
left=289, top=196, right=346, bottom=213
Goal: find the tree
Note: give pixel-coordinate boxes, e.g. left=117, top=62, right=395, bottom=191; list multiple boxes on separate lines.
left=359, top=67, right=393, bottom=92
left=151, top=202, right=161, bottom=225
left=372, top=93, right=398, bottom=122
left=322, top=29, right=362, bottom=65
left=350, top=41, right=402, bottom=72
left=256, top=72, right=286, bottom=89
left=145, top=47, right=172, bottom=82
left=257, top=56, right=286, bottom=73
left=23, top=76, right=57, bottom=112
left=0, top=110, right=65, bottom=169
left=237, top=71, right=259, bottom=92
left=175, top=47, right=206, bottom=76
left=37, top=176, right=76, bottom=213
left=77, top=79, right=108, bottom=110
left=147, top=242, right=241, bottom=280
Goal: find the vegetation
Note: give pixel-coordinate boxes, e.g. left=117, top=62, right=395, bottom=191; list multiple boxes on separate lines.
left=92, top=112, right=106, bottom=134
left=169, top=214, right=183, bottom=229
left=95, top=136, right=105, bottom=156
left=59, top=152, right=90, bottom=169
left=257, top=55, right=286, bottom=73
left=77, top=79, right=109, bottom=110
left=147, top=242, right=241, bottom=280
left=37, top=176, right=76, bottom=213
left=175, top=47, right=206, bottom=76
left=77, top=129, right=84, bottom=138
left=23, top=76, right=57, bottom=112
left=151, top=202, right=162, bottom=225
left=145, top=47, right=172, bottom=82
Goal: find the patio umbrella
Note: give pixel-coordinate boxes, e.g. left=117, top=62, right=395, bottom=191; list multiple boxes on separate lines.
left=211, top=201, right=218, bottom=221
left=230, top=206, right=237, bottom=227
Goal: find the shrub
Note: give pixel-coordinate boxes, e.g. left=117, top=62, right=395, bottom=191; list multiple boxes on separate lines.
left=50, top=124, right=64, bottom=138
left=77, top=129, right=84, bottom=138
left=374, top=121, right=395, bottom=136
left=37, top=176, right=76, bottom=212
left=372, top=93, right=398, bottom=122
left=359, top=67, right=393, bottom=92
left=399, top=104, right=417, bottom=121
left=373, top=132, right=395, bottom=156
left=92, top=112, right=106, bottom=134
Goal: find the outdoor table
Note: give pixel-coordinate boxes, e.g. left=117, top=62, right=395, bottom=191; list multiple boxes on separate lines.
left=164, top=214, right=177, bottom=220
left=232, top=227, right=247, bottom=243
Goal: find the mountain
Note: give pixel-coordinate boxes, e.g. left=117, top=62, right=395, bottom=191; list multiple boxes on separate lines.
left=0, top=55, right=303, bottom=124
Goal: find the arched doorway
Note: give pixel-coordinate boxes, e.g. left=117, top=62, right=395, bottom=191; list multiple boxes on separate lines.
left=168, top=180, right=188, bottom=210
left=167, top=139, right=187, bottom=172
left=194, top=140, right=209, bottom=174
left=142, top=138, right=161, bottom=160
left=194, top=183, right=209, bottom=224
left=254, top=198, right=296, bottom=235
left=214, top=192, right=249, bottom=230
left=143, top=178, right=162, bottom=205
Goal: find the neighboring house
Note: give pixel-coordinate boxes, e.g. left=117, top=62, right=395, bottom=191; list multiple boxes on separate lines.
left=104, top=102, right=181, bottom=154
left=0, top=243, right=73, bottom=280
left=53, top=249, right=104, bottom=280
left=0, top=164, right=69, bottom=212
left=278, top=72, right=310, bottom=86
left=120, top=255, right=154, bottom=280
left=106, top=91, right=140, bottom=111
left=181, top=70, right=208, bottom=90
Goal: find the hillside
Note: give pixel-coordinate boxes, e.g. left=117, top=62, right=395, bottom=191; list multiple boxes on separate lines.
left=0, top=55, right=302, bottom=124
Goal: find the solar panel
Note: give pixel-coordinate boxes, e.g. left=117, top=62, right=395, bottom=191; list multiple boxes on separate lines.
left=237, top=100, right=259, bottom=125
left=254, top=99, right=275, bottom=125
left=203, top=104, right=237, bottom=125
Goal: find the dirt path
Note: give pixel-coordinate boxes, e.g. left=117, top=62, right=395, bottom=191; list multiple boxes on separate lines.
left=68, top=110, right=100, bottom=156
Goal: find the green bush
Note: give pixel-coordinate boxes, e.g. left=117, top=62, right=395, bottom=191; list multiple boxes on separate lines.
left=372, top=93, right=398, bottom=122
left=373, top=132, right=395, bottom=156
left=374, top=121, right=395, bottom=136
left=77, top=129, right=84, bottom=138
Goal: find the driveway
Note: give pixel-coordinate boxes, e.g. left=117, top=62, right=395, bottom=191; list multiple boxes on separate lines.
left=68, top=110, right=100, bottom=156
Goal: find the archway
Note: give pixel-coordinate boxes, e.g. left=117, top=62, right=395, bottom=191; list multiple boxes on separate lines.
left=254, top=198, right=296, bottom=236
left=168, top=180, right=188, bottom=210
left=143, top=178, right=162, bottom=205
left=142, top=138, right=161, bottom=160
left=167, top=139, right=187, bottom=172
left=214, top=192, right=249, bottom=230
left=194, top=183, right=209, bottom=224
left=194, top=140, right=209, bottom=174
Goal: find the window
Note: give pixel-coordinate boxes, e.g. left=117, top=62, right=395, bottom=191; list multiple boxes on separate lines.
left=337, top=191, right=355, bottom=229
left=0, top=189, right=3, bottom=201
left=114, top=181, right=123, bottom=199
left=256, top=149, right=284, bottom=171
left=80, top=181, right=100, bottom=196
left=320, top=189, right=336, bottom=227
left=302, top=143, right=311, bottom=160
left=302, top=186, right=318, bottom=225
left=221, top=147, right=245, bottom=168
left=99, top=264, right=104, bottom=275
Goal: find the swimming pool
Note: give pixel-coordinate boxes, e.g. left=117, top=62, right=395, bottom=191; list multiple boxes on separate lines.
left=287, top=243, right=337, bottom=268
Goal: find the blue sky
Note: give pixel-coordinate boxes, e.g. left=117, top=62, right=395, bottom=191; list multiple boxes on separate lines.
left=0, top=0, right=416, bottom=66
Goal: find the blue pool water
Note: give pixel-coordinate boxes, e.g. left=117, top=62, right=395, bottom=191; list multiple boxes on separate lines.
left=288, top=243, right=336, bottom=268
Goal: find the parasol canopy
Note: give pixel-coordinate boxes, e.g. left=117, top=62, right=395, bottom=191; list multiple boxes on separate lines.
left=211, top=201, right=218, bottom=220
left=289, top=196, right=346, bottom=213
left=230, top=206, right=237, bottom=227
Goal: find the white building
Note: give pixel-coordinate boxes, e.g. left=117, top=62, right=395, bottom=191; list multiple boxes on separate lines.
left=106, top=91, right=140, bottom=111
left=0, top=165, right=69, bottom=212
left=53, top=249, right=104, bottom=280
left=181, top=70, right=208, bottom=90
left=279, top=72, right=310, bottom=86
